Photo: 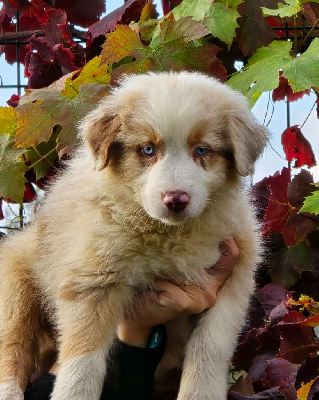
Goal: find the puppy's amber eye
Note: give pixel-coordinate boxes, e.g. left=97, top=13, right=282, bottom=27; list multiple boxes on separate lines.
left=141, top=145, right=155, bottom=156
left=195, top=146, right=209, bottom=156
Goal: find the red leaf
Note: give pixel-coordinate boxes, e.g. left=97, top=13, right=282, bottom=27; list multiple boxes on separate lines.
left=257, top=284, right=291, bottom=318
left=261, top=168, right=319, bottom=245
left=273, top=73, right=310, bottom=103
left=161, top=0, right=170, bottom=15
left=26, top=35, right=53, bottom=61
left=281, top=125, right=316, bottom=168
left=25, top=51, right=63, bottom=88
left=7, top=0, right=30, bottom=12
left=53, top=0, right=105, bottom=27
left=23, top=182, right=37, bottom=203
left=262, top=167, right=292, bottom=237
left=19, top=13, right=42, bottom=31
left=42, top=8, right=72, bottom=47
left=262, top=358, right=298, bottom=400
left=228, top=387, right=284, bottom=399
left=7, top=94, right=20, bottom=108
left=278, top=310, right=319, bottom=364
left=86, top=0, right=147, bottom=48
left=52, top=44, right=78, bottom=75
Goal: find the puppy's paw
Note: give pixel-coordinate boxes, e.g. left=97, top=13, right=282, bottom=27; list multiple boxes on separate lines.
left=0, top=380, right=24, bottom=400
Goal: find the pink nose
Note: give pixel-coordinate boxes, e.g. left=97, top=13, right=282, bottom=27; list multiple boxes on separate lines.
left=163, top=191, right=190, bottom=212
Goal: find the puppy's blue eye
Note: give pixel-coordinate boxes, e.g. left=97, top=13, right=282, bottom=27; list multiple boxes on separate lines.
left=141, top=146, right=155, bottom=156
left=195, top=146, right=208, bottom=156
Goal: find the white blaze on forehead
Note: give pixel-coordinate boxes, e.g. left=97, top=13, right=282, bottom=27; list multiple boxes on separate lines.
left=116, top=72, right=231, bottom=148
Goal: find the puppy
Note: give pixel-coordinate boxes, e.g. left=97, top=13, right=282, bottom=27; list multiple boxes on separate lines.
left=0, top=71, right=267, bottom=400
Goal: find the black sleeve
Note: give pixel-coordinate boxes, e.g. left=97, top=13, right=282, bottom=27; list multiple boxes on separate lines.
left=24, top=326, right=166, bottom=400
left=101, top=326, right=166, bottom=400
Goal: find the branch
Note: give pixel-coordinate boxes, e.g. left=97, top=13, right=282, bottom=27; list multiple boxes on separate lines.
left=0, top=30, right=44, bottom=41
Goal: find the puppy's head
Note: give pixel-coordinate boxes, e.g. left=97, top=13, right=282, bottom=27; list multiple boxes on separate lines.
left=81, top=72, right=268, bottom=225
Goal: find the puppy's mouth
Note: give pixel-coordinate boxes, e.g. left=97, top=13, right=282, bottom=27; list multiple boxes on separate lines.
left=157, top=209, right=192, bottom=225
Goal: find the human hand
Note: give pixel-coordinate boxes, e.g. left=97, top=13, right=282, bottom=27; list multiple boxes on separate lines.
left=117, top=237, right=240, bottom=347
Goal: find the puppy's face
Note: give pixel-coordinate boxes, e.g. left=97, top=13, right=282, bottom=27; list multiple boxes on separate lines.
left=81, top=72, right=267, bottom=225
left=117, top=118, right=233, bottom=225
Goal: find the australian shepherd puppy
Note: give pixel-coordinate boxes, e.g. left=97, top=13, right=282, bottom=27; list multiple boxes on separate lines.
left=0, top=72, right=267, bottom=400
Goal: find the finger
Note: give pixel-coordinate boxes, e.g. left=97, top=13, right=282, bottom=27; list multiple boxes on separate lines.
left=152, top=280, right=209, bottom=314
left=206, top=237, right=239, bottom=291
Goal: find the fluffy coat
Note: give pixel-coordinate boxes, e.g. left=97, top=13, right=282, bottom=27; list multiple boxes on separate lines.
left=0, top=72, right=267, bottom=400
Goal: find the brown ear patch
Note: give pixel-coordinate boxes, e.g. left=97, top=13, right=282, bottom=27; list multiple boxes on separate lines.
left=83, top=113, right=121, bottom=170
left=228, top=113, right=268, bottom=177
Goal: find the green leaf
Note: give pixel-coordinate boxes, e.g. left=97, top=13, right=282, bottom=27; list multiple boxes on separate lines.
left=300, top=191, right=319, bottom=215
left=25, top=127, right=60, bottom=181
left=228, top=40, right=291, bottom=106
left=101, top=16, right=226, bottom=79
left=262, top=0, right=301, bottom=18
left=283, top=39, right=319, bottom=93
left=15, top=83, right=110, bottom=156
left=227, top=38, right=319, bottom=106
left=173, top=0, right=243, bottom=45
left=0, top=134, right=27, bottom=203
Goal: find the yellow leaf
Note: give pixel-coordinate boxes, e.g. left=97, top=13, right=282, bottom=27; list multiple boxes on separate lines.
left=62, top=57, right=110, bottom=99
left=297, top=379, right=316, bottom=400
left=0, top=106, right=18, bottom=136
left=140, top=0, right=159, bottom=22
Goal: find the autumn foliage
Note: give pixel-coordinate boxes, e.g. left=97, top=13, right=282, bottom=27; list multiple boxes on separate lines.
left=0, top=0, right=319, bottom=398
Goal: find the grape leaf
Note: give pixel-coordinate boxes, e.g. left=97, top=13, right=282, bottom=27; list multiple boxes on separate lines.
left=25, top=35, right=79, bottom=89
left=272, top=72, right=310, bottom=102
left=101, top=16, right=226, bottom=81
left=261, top=0, right=301, bottom=18
left=25, top=127, right=59, bottom=181
left=257, top=284, right=291, bottom=317
left=228, top=387, right=285, bottom=399
left=86, top=0, right=147, bottom=48
left=42, top=8, right=72, bottom=47
left=296, top=355, right=319, bottom=389
left=228, top=38, right=319, bottom=106
left=278, top=310, right=319, bottom=363
left=262, top=167, right=292, bottom=237
left=236, top=0, right=279, bottom=57
left=61, top=56, right=110, bottom=99
left=281, top=125, right=316, bottom=168
left=262, top=358, right=298, bottom=400
left=139, top=0, right=159, bottom=22
left=260, top=168, right=319, bottom=245
left=173, top=0, right=243, bottom=45
left=297, top=379, right=316, bottom=400
left=15, top=83, right=110, bottom=155
left=0, top=106, right=18, bottom=135
left=300, top=191, right=319, bottom=215
left=53, top=0, right=106, bottom=27
left=269, top=238, right=313, bottom=289
left=0, top=134, right=27, bottom=203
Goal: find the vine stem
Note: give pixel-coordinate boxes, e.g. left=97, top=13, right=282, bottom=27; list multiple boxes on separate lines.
left=300, top=100, right=317, bottom=129
left=297, top=17, right=319, bottom=53
left=27, top=147, right=57, bottom=171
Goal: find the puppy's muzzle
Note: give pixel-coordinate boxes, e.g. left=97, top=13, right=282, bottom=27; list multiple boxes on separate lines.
left=163, top=191, right=190, bottom=212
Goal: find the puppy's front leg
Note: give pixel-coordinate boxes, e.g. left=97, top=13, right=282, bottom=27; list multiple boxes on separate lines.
left=51, top=283, right=129, bottom=400
left=177, top=265, right=255, bottom=400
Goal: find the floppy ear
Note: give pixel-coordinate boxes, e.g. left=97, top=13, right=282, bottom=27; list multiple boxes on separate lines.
left=80, top=106, right=121, bottom=170
left=228, top=106, right=268, bottom=177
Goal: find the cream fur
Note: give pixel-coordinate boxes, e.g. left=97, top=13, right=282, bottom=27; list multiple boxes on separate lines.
left=0, top=71, right=267, bottom=399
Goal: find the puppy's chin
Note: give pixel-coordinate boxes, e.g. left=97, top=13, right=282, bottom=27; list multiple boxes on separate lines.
left=145, top=208, right=200, bottom=226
